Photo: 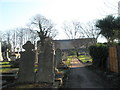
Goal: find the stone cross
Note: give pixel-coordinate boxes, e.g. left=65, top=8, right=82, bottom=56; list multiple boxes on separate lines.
left=36, top=38, right=55, bottom=83
left=0, top=42, right=3, bottom=61
left=17, top=41, right=35, bottom=83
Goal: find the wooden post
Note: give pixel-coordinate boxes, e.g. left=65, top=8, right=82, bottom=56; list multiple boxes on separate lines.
left=117, top=45, right=120, bottom=72
left=109, top=46, right=119, bottom=72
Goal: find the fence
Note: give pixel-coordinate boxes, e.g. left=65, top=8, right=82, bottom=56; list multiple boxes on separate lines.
left=109, top=46, right=120, bottom=72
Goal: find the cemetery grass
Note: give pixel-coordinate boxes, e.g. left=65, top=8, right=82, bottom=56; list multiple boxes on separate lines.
left=0, top=56, right=70, bottom=88
left=0, top=65, right=11, bottom=68
left=0, top=61, right=18, bottom=73
left=77, top=55, right=92, bottom=63
left=0, top=61, right=39, bottom=73
left=0, top=68, right=18, bottom=73
left=0, top=62, right=9, bottom=64
left=64, top=56, right=73, bottom=66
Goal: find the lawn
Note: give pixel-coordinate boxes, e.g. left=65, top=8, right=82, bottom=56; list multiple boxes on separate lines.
left=77, top=55, right=92, bottom=63
left=0, top=62, right=9, bottom=64
left=64, top=56, right=73, bottom=66
left=0, top=61, right=39, bottom=73
left=0, top=65, right=11, bottom=68
left=0, top=68, right=18, bottom=73
left=0, top=61, right=18, bottom=73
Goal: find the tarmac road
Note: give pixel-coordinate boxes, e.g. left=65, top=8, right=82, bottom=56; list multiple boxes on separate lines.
left=64, top=58, right=114, bottom=88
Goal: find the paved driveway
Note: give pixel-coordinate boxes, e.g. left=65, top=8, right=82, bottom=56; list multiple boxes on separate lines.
left=64, top=58, right=113, bottom=88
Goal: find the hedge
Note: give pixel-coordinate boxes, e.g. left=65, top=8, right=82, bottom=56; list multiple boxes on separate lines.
left=89, top=43, right=108, bottom=68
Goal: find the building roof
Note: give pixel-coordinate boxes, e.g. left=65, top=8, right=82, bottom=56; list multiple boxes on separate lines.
left=53, top=38, right=96, bottom=50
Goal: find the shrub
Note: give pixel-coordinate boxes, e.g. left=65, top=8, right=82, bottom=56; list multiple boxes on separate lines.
left=89, top=43, right=108, bottom=68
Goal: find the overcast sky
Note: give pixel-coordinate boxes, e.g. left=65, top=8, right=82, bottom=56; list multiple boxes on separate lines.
left=0, top=0, right=119, bottom=42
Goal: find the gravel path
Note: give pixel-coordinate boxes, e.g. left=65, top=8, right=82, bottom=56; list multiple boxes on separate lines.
left=64, top=58, right=113, bottom=88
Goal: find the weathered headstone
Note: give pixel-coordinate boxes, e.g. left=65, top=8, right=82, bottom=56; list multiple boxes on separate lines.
left=62, top=52, right=68, bottom=61
left=0, top=42, right=3, bottom=61
left=34, top=49, right=38, bottom=63
left=6, top=49, right=11, bottom=61
left=36, top=38, right=55, bottom=83
left=10, top=54, right=16, bottom=61
left=55, top=49, right=62, bottom=67
left=17, top=41, right=35, bottom=83
left=2, top=49, right=11, bottom=61
left=54, top=49, right=59, bottom=73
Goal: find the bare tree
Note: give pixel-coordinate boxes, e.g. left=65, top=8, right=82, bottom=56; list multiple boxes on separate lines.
left=14, top=27, right=39, bottom=51
left=63, top=21, right=83, bottom=56
left=63, top=21, right=81, bottom=39
left=26, top=24, right=39, bottom=45
left=0, top=31, right=4, bottom=41
left=4, top=30, right=11, bottom=45
left=1, top=30, right=12, bottom=51
left=99, top=0, right=118, bottom=16
left=11, top=29, right=17, bottom=52
left=63, top=20, right=100, bottom=56
left=1, top=14, right=58, bottom=52
left=79, top=21, right=100, bottom=44
left=30, top=14, right=58, bottom=46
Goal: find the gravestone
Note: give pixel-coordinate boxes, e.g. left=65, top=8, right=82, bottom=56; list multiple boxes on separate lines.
left=10, top=54, right=16, bottom=61
left=55, top=49, right=62, bottom=68
left=0, top=42, right=3, bottom=61
left=54, top=49, right=59, bottom=73
left=17, top=41, right=35, bottom=83
left=36, top=38, right=55, bottom=83
left=62, top=52, right=68, bottom=61
left=34, top=49, right=38, bottom=63
left=6, top=49, right=11, bottom=61
left=2, top=49, right=11, bottom=61
left=54, top=49, right=56, bottom=67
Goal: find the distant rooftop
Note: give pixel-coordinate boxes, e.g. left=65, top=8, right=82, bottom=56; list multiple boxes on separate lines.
left=53, top=38, right=96, bottom=50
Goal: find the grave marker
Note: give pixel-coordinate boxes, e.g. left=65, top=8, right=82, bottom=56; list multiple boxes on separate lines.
left=0, top=42, right=3, bottom=61
left=17, top=41, right=35, bottom=83
left=2, top=49, right=11, bottom=61
left=55, top=49, right=62, bottom=67
left=36, top=38, right=55, bottom=83
left=62, top=52, right=68, bottom=61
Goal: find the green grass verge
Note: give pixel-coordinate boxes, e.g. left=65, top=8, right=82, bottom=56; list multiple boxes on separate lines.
left=0, top=62, right=10, bottom=64
left=0, top=68, right=18, bottom=73
left=0, top=65, right=11, bottom=68
left=64, top=56, right=73, bottom=66
left=78, top=55, right=92, bottom=63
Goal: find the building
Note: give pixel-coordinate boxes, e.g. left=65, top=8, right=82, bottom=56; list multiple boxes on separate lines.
left=53, top=38, right=96, bottom=51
